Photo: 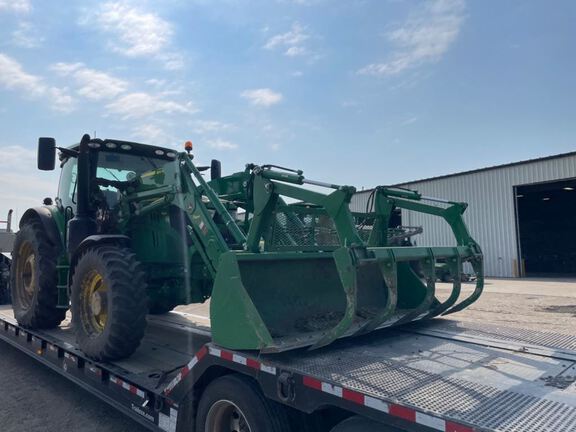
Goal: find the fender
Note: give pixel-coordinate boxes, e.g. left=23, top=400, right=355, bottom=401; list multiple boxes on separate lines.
left=20, top=207, right=65, bottom=251
left=69, top=235, right=131, bottom=283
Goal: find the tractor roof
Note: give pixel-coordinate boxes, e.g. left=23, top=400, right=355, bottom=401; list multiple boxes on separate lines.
left=68, top=139, right=178, bottom=161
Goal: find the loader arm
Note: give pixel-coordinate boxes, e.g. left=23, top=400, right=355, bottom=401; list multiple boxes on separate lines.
left=208, top=165, right=484, bottom=352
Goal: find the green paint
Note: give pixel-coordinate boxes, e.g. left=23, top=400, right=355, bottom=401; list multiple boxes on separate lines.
left=31, top=140, right=483, bottom=353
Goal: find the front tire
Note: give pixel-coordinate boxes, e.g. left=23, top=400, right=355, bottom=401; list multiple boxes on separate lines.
left=71, top=245, right=148, bottom=361
left=195, top=374, right=291, bottom=432
left=11, top=220, right=66, bottom=328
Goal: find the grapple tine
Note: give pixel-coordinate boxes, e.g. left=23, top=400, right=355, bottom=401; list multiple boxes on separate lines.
left=354, top=251, right=398, bottom=335
left=442, top=257, right=484, bottom=315
left=422, top=250, right=462, bottom=319
left=309, top=247, right=358, bottom=350
left=394, top=249, right=436, bottom=326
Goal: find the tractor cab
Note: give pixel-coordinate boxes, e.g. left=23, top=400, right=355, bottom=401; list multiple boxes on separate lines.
left=53, top=140, right=178, bottom=219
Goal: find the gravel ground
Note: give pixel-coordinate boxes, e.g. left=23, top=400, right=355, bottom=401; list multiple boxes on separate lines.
left=0, top=278, right=575, bottom=431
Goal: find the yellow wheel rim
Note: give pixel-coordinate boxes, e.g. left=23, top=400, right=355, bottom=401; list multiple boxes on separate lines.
left=81, top=270, right=108, bottom=334
left=17, top=241, right=36, bottom=309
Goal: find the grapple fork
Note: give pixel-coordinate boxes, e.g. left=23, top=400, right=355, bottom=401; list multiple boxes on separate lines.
left=207, top=166, right=484, bottom=352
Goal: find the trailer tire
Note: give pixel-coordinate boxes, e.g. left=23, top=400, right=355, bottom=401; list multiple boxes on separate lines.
left=331, top=416, right=403, bottom=432
left=71, top=245, right=148, bottom=361
left=195, top=374, right=291, bottom=432
left=11, top=220, right=66, bottom=328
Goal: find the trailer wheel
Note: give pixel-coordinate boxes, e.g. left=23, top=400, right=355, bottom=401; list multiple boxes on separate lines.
left=11, top=220, right=66, bottom=328
left=196, top=374, right=291, bottom=432
left=71, top=245, right=148, bottom=361
left=331, top=416, right=403, bottom=432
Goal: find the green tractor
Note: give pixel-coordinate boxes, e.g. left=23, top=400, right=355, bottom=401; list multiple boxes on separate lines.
left=11, top=134, right=484, bottom=361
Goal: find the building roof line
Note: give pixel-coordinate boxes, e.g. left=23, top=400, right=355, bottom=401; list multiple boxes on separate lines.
left=391, top=150, right=576, bottom=187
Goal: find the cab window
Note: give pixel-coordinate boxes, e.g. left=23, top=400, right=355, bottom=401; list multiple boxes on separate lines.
left=57, top=158, right=78, bottom=210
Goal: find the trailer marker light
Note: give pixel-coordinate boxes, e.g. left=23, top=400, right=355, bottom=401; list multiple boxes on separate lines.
left=120, top=144, right=132, bottom=151
left=106, top=142, right=118, bottom=149
left=564, top=187, right=574, bottom=191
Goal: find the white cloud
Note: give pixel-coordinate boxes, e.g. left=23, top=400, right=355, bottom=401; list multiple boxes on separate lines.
left=12, top=22, right=43, bottom=48
left=0, top=0, right=31, bottom=13
left=400, top=116, right=418, bottom=126
left=106, top=92, right=197, bottom=119
left=264, top=22, right=310, bottom=57
left=207, top=138, right=238, bottom=150
left=0, top=145, right=35, bottom=168
left=191, top=120, right=233, bottom=135
left=131, top=124, right=170, bottom=143
left=87, top=2, right=182, bottom=69
left=0, top=53, right=74, bottom=112
left=241, top=88, right=283, bottom=107
left=359, top=0, right=465, bottom=77
left=158, top=52, right=185, bottom=71
left=51, top=62, right=127, bottom=100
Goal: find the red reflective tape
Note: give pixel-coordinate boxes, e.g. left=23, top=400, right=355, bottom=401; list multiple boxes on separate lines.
left=130, top=386, right=138, bottom=395
left=197, top=346, right=208, bottom=360
left=221, top=350, right=233, bottom=361
left=390, top=404, right=416, bottom=422
left=342, top=388, right=365, bottom=405
left=446, top=422, right=474, bottom=432
left=246, top=358, right=260, bottom=370
left=302, top=376, right=322, bottom=390
left=181, top=365, right=190, bottom=377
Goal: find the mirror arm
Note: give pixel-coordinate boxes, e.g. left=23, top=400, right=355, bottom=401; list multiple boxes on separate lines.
left=57, top=147, right=79, bottom=159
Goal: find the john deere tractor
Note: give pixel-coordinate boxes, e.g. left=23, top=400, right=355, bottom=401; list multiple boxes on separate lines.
left=11, top=134, right=483, bottom=361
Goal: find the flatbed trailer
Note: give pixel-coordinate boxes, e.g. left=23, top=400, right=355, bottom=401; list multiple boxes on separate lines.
left=1, top=304, right=576, bottom=432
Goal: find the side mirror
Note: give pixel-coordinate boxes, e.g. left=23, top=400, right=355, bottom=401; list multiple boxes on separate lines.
left=38, top=137, right=56, bottom=171
left=211, top=159, right=222, bottom=180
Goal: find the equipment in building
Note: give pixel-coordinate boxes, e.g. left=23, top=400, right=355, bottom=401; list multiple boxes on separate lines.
left=10, top=134, right=484, bottom=361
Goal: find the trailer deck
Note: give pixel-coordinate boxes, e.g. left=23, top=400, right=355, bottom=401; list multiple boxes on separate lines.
left=2, top=304, right=576, bottom=432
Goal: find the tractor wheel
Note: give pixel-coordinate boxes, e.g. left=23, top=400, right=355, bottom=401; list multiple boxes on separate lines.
left=195, top=374, right=291, bottom=432
left=11, top=220, right=66, bottom=328
left=71, top=245, right=148, bottom=361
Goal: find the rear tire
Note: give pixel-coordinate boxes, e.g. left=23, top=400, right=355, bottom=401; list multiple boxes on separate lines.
left=195, top=374, right=291, bottom=432
left=11, top=220, right=66, bottom=328
left=71, top=245, right=148, bottom=361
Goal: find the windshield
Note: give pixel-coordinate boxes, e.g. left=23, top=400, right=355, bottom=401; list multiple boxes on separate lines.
left=96, top=151, right=172, bottom=183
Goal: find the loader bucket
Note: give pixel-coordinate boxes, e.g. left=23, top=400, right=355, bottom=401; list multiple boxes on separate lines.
left=210, top=247, right=457, bottom=353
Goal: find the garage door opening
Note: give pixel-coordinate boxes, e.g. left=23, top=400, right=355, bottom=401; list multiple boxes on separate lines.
left=515, top=178, right=576, bottom=276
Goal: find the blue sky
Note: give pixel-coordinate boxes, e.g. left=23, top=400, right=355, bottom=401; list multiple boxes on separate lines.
left=0, top=0, right=575, bottom=222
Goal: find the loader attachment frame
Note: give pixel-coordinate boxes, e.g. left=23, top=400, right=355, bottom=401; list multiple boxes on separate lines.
left=209, top=166, right=484, bottom=352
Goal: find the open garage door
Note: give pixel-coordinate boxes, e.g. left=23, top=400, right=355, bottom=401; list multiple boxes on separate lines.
left=516, top=179, right=576, bottom=276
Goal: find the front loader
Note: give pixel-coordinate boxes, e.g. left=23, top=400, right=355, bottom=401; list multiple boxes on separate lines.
left=10, top=134, right=483, bottom=361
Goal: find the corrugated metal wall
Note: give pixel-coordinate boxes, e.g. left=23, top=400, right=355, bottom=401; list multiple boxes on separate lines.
left=352, top=154, right=576, bottom=277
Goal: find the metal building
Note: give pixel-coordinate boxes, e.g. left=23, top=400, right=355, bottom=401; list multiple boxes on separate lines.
left=352, top=152, right=576, bottom=278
